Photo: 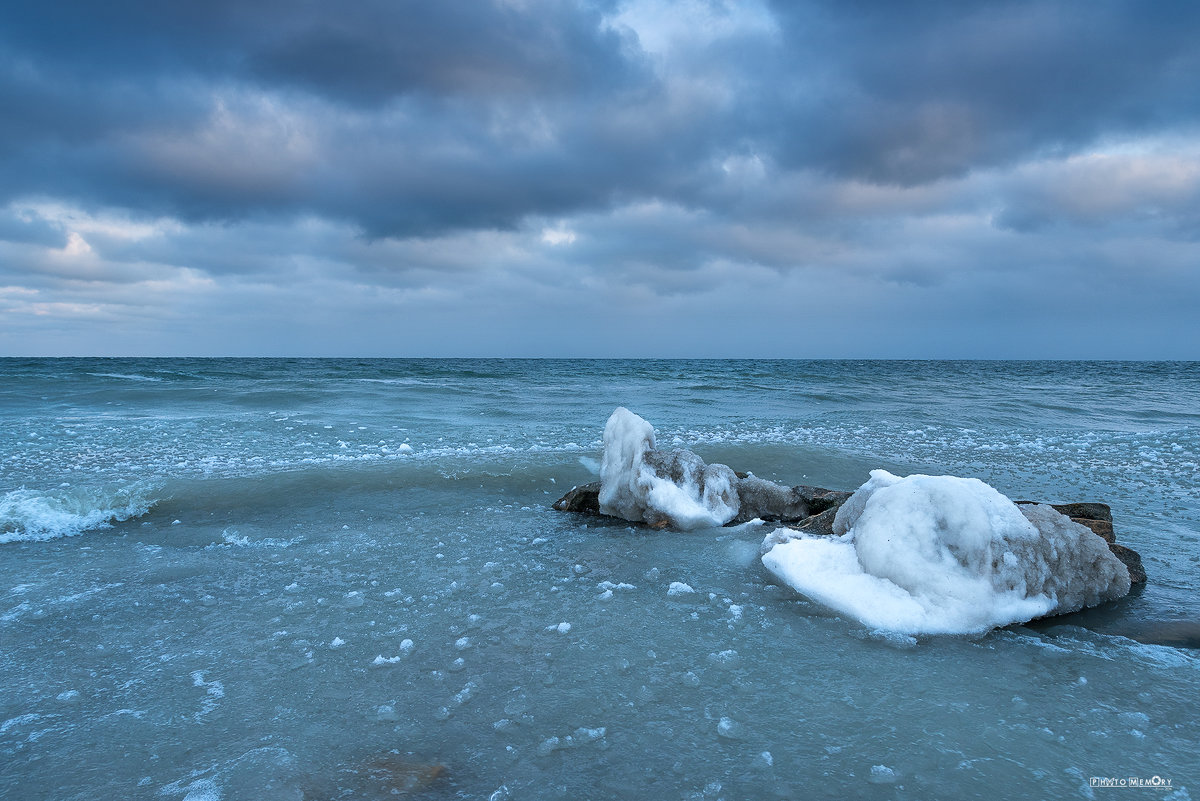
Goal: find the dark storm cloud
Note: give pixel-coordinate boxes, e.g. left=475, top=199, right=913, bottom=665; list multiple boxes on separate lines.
left=0, top=0, right=633, bottom=100
left=0, top=0, right=656, bottom=233
left=2, top=0, right=1200, bottom=359
left=4, top=0, right=1198, bottom=235
left=768, top=0, right=1200, bottom=184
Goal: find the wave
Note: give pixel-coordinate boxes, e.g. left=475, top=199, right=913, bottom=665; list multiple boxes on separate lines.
left=0, top=483, right=161, bottom=544
left=85, top=372, right=163, bottom=382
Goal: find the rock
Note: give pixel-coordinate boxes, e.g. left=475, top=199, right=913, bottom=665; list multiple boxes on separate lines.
left=641, top=448, right=741, bottom=527
left=1017, top=500, right=1143, bottom=586
left=790, top=506, right=840, bottom=536
left=1108, top=543, right=1146, bottom=585
left=595, top=408, right=742, bottom=529
left=552, top=412, right=1145, bottom=600
left=1051, top=502, right=1112, bottom=523
left=1017, top=503, right=1132, bottom=612
left=554, top=475, right=852, bottom=529
left=1071, top=517, right=1115, bottom=543
left=797, top=486, right=854, bottom=513
left=1016, top=500, right=1112, bottom=523
left=552, top=482, right=601, bottom=514
left=552, top=483, right=1143, bottom=587
left=730, top=475, right=812, bottom=524
left=727, top=481, right=853, bottom=525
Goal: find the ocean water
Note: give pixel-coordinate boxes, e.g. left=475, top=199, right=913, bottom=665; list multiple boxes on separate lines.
left=1, top=358, right=1197, bottom=800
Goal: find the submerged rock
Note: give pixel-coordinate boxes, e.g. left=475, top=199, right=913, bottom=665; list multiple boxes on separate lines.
left=1055, top=619, right=1200, bottom=649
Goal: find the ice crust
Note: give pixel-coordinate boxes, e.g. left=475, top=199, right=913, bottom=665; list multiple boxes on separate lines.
left=762, top=470, right=1131, bottom=635
left=598, top=408, right=739, bottom=530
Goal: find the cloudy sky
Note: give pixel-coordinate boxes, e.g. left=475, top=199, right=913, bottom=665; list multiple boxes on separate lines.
left=2, top=0, right=1198, bottom=357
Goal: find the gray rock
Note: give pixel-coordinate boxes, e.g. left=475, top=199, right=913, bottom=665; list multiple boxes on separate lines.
left=1108, top=543, right=1146, bottom=586
left=551, top=466, right=1145, bottom=589
left=1017, top=500, right=1143, bottom=585
left=790, top=506, right=840, bottom=536
left=1017, top=503, right=1132, bottom=614
left=551, top=482, right=601, bottom=515
left=729, top=475, right=813, bottom=524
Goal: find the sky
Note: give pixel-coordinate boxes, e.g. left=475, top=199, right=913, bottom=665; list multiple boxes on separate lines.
left=1, top=0, right=1198, bottom=358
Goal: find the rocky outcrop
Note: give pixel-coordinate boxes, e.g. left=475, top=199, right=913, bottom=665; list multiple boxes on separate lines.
left=553, top=408, right=1146, bottom=606
left=1107, top=543, right=1146, bottom=586
left=1015, top=501, right=1145, bottom=587
left=552, top=481, right=602, bottom=515
left=553, top=478, right=1145, bottom=587
left=729, top=477, right=852, bottom=526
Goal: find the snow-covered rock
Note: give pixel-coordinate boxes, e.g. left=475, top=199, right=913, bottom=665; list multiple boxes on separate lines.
left=761, top=470, right=1131, bottom=635
left=598, top=407, right=739, bottom=530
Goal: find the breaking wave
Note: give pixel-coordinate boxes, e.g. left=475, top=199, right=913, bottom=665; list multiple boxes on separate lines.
left=0, top=483, right=160, bottom=544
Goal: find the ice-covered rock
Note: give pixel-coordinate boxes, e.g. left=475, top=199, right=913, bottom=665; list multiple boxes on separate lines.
left=598, top=408, right=739, bottom=530
left=762, top=470, right=1132, bottom=635
left=559, top=409, right=855, bottom=530
left=729, top=477, right=840, bottom=525
left=597, top=407, right=657, bottom=521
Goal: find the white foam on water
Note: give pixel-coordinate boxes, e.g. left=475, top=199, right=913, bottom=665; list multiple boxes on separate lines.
left=597, top=581, right=636, bottom=592
left=762, top=471, right=1130, bottom=635
left=0, top=713, right=42, bottom=734
left=179, top=779, right=221, bottom=801
left=372, top=655, right=402, bottom=665
left=159, top=747, right=297, bottom=801
left=210, top=529, right=300, bottom=550
left=86, top=372, right=163, bottom=382
left=0, top=484, right=159, bottom=543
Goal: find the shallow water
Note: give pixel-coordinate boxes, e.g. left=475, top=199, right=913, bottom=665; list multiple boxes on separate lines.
left=1, top=359, right=1197, bottom=799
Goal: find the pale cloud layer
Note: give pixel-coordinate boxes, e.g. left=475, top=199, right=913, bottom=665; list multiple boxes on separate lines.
left=1, top=0, right=1198, bottom=357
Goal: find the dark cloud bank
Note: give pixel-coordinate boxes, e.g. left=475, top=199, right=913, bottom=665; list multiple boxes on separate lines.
left=1, top=0, right=1198, bottom=356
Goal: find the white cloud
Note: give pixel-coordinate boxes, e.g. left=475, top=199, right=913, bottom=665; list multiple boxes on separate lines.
left=540, top=226, right=577, bottom=246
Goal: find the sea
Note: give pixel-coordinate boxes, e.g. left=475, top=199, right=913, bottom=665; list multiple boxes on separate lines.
left=1, top=358, right=1197, bottom=800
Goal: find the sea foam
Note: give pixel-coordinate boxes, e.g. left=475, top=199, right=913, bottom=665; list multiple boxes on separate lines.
left=0, top=484, right=158, bottom=544
left=761, top=470, right=1130, bottom=635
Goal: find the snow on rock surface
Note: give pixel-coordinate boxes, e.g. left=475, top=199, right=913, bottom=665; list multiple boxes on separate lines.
left=598, top=407, right=739, bottom=530
left=762, top=470, right=1131, bottom=635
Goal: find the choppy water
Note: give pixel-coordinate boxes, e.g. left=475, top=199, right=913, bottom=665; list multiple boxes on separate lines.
left=1, top=359, right=1198, bottom=799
